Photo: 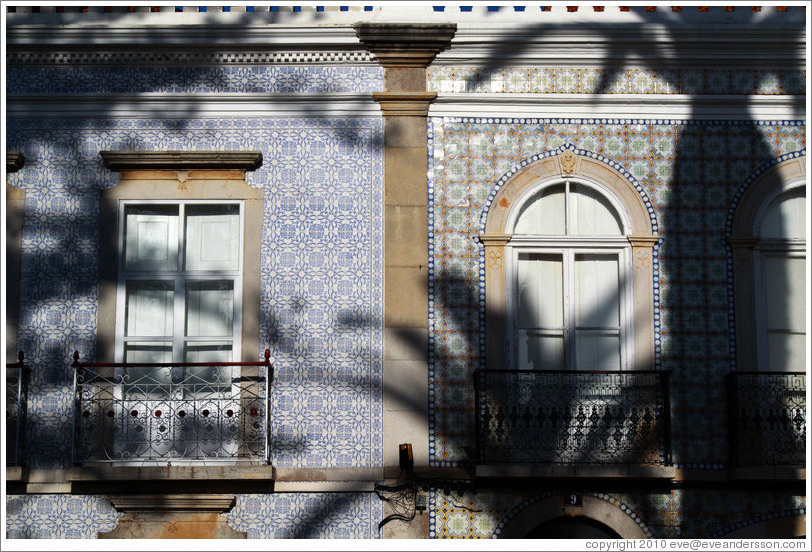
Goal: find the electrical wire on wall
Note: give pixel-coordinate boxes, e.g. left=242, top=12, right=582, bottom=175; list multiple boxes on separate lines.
left=375, top=444, right=481, bottom=533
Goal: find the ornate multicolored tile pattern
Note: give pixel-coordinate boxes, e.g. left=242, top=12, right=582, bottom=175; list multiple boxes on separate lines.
left=429, top=489, right=654, bottom=539
left=428, top=67, right=806, bottom=95
left=430, top=487, right=805, bottom=539
left=6, top=114, right=384, bottom=470
left=427, top=116, right=805, bottom=469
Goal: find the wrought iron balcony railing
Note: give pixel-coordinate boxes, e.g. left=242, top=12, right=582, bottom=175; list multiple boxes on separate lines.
left=6, top=351, right=30, bottom=466
left=727, top=371, right=806, bottom=467
left=474, top=370, right=671, bottom=465
left=71, top=350, right=273, bottom=465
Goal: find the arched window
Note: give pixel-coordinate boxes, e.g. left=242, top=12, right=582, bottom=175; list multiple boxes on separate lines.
left=755, top=186, right=806, bottom=371
left=507, top=179, right=632, bottom=371
left=729, top=155, right=806, bottom=372
left=479, top=151, right=658, bottom=373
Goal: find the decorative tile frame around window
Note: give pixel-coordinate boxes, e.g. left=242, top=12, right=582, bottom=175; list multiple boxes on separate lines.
left=726, top=154, right=806, bottom=373
left=478, top=147, right=659, bottom=376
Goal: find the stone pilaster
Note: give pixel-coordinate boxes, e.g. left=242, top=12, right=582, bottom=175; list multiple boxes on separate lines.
left=6, top=152, right=26, bottom=361
left=357, top=23, right=456, bottom=539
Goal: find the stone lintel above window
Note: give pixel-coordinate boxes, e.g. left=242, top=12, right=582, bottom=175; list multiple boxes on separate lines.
left=6, top=151, right=26, bottom=173
left=100, top=151, right=263, bottom=172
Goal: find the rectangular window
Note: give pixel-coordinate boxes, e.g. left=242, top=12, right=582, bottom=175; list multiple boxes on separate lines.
left=515, top=249, right=624, bottom=371
left=117, top=201, right=243, bottom=395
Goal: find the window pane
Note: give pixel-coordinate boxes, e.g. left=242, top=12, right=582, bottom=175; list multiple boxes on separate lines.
left=760, top=187, right=806, bottom=240
left=124, top=342, right=172, bottom=363
left=765, top=256, right=806, bottom=332
left=767, top=333, right=807, bottom=372
left=185, top=204, right=240, bottom=271
left=575, top=254, right=620, bottom=328
left=570, top=183, right=623, bottom=236
left=184, top=341, right=233, bottom=363
left=513, top=184, right=565, bottom=235
left=185, top=280, right=234, bottom=337
left=518, top=330, right=564, bottom=370
left=518, top=253, right=563, bottom=328
left=122, top=343, right=172, bottom=399
left=124, top=205, right=179, bottom=271
left=125, top=281, right=174, bottom=337
left=575, top=330, right=621, bottom=371
left=184, top=343, right=233, bottom=397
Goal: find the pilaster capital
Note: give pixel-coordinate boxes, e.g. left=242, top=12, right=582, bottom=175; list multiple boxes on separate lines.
left=355, top=23, right=457, bottom=68
left=479, top=234, right=512, bottom=247
left=726, top=235, right=759, bottom=249
left=372, top=92, right=438, bottom=116
left=627, top=235, right=660, bottom=249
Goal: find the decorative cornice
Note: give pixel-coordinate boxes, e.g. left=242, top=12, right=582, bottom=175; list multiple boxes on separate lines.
left=6, top=93, right=381, bottom=117
left=429, top=93, right=806, bottom=121
left=372, top=92, right=438, bottom=116
left=434, top=27, right=805, bottom=70
left=100, top=151, right=263, bottom=171
left=355, top=23, right=457, bottom=68
left=109, top=495, right=236, bottom=512
left=6, top=49, right=376, bottom=66
left=6, top=151, right=26, bottom=173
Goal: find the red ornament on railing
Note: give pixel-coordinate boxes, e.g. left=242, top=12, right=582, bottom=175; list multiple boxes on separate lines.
left=155, top=410, right=162, bottom=418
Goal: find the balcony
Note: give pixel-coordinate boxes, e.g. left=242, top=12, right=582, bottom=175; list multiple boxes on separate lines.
left=727, top=372, right=805, bottom=478
left=6, top=351, right=30, bottom=472
left=473, top=370, right=672, bottom=478
left=71, top=350, right=273, bottom=466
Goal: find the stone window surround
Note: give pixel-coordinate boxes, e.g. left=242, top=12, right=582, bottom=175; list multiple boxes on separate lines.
left=96, top=151, right=264, bottom=364
left=728, top=155, right=806, bottom=373
left=479, top=151, right=659, bottom=373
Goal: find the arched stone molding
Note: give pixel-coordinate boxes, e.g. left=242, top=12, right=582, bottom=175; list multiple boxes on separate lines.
left=726, top=153, right=806, bottom=372
left=713, top=510, right=806, bottom=539
left=494, top=493, right=652, bottom=539
left=478, top=147, right=659, bottom=372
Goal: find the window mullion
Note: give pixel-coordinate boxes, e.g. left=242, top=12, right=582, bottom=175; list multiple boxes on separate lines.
left=564, top=249, right=574, bottom=371
left=175, top=205, right=186, bottom=364
left=564, top=179, right=570, bottom=236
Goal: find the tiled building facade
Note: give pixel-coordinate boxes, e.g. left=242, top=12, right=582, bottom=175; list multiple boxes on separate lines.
left=4, top=4, right=807, bottom=541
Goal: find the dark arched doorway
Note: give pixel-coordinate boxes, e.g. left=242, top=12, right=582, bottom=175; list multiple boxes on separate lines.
left=526, top=516, right=622, bottom=539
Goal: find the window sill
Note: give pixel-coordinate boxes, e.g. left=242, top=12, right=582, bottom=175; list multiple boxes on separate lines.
left=67, top=464, right=275, bottom=482
left=5, top=466, right=27, bottom=482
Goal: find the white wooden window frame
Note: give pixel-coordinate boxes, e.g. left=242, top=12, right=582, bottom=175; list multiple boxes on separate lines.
left=751, top=180, right=806, bottom=373
left=114, top=199, right=245, bottom=365
left=504, top=178, right=636, bottom=372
